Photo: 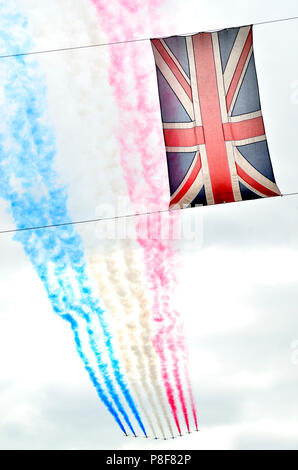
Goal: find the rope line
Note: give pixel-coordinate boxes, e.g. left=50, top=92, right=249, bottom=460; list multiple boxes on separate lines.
left=0, top=192, right=297, bottom=235
left=0, top=14, right=297, bottom=60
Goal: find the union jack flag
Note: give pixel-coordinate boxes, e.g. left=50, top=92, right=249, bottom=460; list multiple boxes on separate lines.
left=151, top=26, right=281, bottom=208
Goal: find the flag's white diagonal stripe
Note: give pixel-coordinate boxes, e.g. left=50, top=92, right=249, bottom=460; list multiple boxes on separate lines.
left=152, top=44, right=194, bottom=120
left=228, top=47, right=252, bottom=115
left=238, top=176, right=266, bottom=198
left=235, top=147, right=280, bottom=193
left=160, top=39, right=191, bottom=85
left=170, top=152, right=199, bottom=201
left=224, top=26, right=251, bottom=92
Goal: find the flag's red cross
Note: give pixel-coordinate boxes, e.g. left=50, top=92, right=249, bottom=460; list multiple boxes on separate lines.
left=152, top=27, right=280, bottom=207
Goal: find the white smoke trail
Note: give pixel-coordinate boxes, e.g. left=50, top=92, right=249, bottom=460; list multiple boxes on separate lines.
left=89, top=254, right=159, bottom=437
left=107, top=248, right=170, bottom=438
left=120, top=240, right=174, bottom=438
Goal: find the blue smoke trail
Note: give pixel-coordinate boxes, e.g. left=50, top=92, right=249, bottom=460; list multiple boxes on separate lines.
left=0, top=1, right=146, bottom=436
left=63, top=314, right=127, bottom=435
left=60, top=228, right=147, bottom=436
left=19, top=227, right=137, bottom=436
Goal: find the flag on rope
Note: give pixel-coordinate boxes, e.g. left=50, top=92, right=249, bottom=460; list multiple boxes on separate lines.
left=151, top=26, right=281, bottom=208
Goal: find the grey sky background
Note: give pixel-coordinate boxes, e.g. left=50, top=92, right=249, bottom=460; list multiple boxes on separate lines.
left=0, top=0, right=298, bottom=450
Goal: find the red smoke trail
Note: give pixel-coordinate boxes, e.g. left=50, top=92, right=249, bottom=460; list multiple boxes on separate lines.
left=120, top=22, right=191, bottom=431
left=138, top=204, right=197, bottom=432
left=157, top=218, right=198, bottom=431
left=152, top=235, right=190, bottom=433
left=146, top=3, right=199, bottom=428
left=137, top=207, right=191, bottom=433
left=122, top=19, right=192, bottom=433
left=138, top=224, right=181, bottom=434
left=92, top=0, right=196, bottom=433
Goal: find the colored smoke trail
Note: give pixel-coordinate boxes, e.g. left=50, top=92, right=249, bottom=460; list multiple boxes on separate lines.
left=90, top=255, right=158, bottom=438
left=0, top=1, right=146, bottom=436
left=106, top=249, right=167, bottom=438
left=33, top=228, right=139, bottom=436
left=10, top=227, right=127, bottom=434
left=122, top=242, right=174, bottom=438
left=114, top=12, right=196, bottom=431
left=139, top=228, right=182, bottom=435
left=153, top=234, right=191, bottom=433
left=182, top=341, right=199, bottom=430
left=151, top=214, right=198, bottom=430
left=126, top=31, right=193, bottom=431
left=63, top=314, right=127, bottom=435
left=58, top=229, right=146, bottom=436
left=92, top=0, right=184, bottom=432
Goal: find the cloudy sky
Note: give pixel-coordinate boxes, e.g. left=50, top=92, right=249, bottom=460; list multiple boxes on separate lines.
left=1, top=0, right=298, bottom=450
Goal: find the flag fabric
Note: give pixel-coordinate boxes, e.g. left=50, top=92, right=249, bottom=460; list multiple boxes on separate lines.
left=151, top=26, right=281, bottom=208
